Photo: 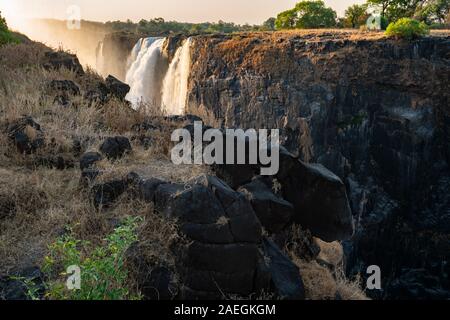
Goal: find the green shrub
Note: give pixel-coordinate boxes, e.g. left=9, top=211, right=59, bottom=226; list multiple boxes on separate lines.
left=42, top=216, right=143, bottom=300
left=385, top=18, right=430, bottom=40
left=0, top=12, right=19, bottom=45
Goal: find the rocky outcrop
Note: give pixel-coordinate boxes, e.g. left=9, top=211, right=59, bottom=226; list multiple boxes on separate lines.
left=42, top=51, right=84, bottom=75
left=105, top=75, right=131, bottom=100
left=186, top=32, right=450, bottom=299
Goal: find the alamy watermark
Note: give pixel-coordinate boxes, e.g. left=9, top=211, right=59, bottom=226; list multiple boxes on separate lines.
left=66, top=5, right=81, bottom=30
left=66, top=265, right=81, bottom=290
left=171, top=122, right=280, bottom=176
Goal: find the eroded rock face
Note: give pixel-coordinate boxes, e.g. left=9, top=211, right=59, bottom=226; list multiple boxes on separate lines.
left=187, top=33, right=450, bottom=298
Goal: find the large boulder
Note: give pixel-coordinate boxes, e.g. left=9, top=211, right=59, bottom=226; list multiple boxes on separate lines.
left=153, top=174, right=264, bottom=298
left=276, top=148, right=354, bottom=242
left=6, top=116, right=45, bottom=154
left=42, top=51, right=84, bottom=75
left=213, top=142, right=354, bottom=242
left=100, top=136, right=132, bottom=160
left=105, top=75, right=130, bottom=100
left=238, top=177, right=294, bottom=234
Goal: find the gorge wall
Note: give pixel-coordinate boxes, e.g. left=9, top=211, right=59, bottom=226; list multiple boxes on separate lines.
left=185, top=32, right=450, bottom=299
left=97, top=30, right=449, bottom=299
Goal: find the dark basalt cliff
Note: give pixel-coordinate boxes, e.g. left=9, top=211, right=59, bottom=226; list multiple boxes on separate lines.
left=186, top=32, right=450, bottom=299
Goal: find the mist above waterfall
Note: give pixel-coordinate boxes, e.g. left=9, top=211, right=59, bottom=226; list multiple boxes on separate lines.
left=124, top=37, right=192, bottom=115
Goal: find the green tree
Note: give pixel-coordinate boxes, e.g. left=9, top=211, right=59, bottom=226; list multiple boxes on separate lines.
left=275, top=8, right=298, bottom=29
left=367, top=0, right=393, bottom=17
left=416, top=0, right=450, bottom=24
left=344, top=4, right=370, bottom=28
left=368, top=0, right=449, bottom=23
left=0, top=11, right=19, bottom=45
left=262, top=17, right=276, bottom=30
left=275, top=1, right=337, bottom=30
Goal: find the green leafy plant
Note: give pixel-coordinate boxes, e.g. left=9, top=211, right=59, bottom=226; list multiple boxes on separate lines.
left=385, top=18, right=430, bottom=39
left=42, top=216, right=143, bottom=300
left=0, top=11, right=19, bottom=45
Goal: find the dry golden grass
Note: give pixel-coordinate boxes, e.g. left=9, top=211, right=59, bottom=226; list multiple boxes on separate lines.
left=287, top=236, right=368, bottom=300
left=0, top=40, right=208, bottom=279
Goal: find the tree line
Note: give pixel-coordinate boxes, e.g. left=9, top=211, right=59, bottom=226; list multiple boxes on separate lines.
left=274, top=0, right=449, bottom=30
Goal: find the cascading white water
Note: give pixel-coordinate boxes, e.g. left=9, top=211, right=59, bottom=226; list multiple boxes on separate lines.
left=125, top=37, right=167, bottom=107
left=161, top=38, right=192, bottom=115
left=95, top=41, right=105, bottom=76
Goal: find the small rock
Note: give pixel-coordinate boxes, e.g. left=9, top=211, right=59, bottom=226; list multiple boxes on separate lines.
left=100, top=136, right=132, bottom=160
left=80, top=152, right=103, bottom=170
left=92, top=180, right=128, bottom=209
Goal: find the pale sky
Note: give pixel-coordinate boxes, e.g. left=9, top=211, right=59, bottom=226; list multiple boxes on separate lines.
left=1, top=0, right=366, bottom=25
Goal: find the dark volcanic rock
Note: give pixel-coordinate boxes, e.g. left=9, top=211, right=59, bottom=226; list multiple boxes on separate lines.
left=138, top=178, right=167, bottom=203
left=100, top=136, right=132, bottom=160
left=261, top=238, right=305, bottom=300
left=386, top=269, right=450, bottom=300
left=276, top=148, right=354, bottom=242
left=0, top=267, right=45, bottom=300
left=125, top=243, right=176, bottom=300
left=48, top=80, right=80, bottom=96
left=187, top=34, right=450, bottom=298
left=92, top=180, right=128, bottom=209
left=0, top=195, right=15, bottom=221
left=153, top=174, right=265, bottom=298
left=238, top=177, right=294, bottom=234
left=42, top=51, right=84, bottom=75
left=80, top=152, right=103, bottom=170
left=105, top=75, right=130, bottom=100
left=6, top=116, right=45, bottom=154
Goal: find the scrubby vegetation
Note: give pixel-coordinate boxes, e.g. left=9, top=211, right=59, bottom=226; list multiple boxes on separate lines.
left=385, top=18, right=430, bottom=39
left=42, top=216, right=142, bottom=300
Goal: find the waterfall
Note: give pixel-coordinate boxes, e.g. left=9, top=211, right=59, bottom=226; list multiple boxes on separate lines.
left=124, top=37, right=192, bottom=114
left=125, top=37, right=167, bottom=107
left=95, top=41, right=104, bottom=76
left=161, top=38, right=192, bottom=115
